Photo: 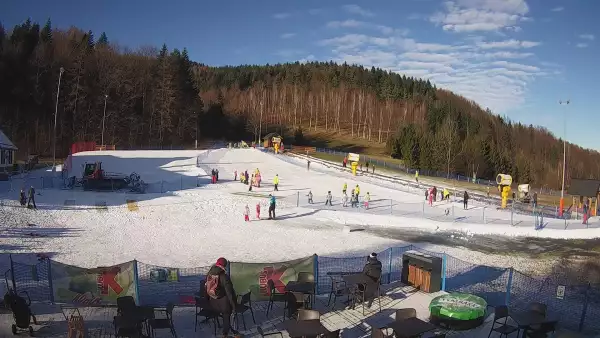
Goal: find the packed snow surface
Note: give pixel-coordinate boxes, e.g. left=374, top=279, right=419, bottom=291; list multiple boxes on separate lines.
left=0, top=148, right=598, bottom=271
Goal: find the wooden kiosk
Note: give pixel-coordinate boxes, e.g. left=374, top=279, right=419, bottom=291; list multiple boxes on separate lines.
left=567, top=178, right=600, bottom=217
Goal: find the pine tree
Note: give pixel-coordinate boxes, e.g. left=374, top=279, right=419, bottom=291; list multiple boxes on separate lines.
left=40, top=18, right=52, bottom=43
left=97, top=32, right=108, bottom=46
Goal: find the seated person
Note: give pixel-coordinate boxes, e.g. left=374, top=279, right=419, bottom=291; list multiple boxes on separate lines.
left=354, top=253, right=382, bottom=307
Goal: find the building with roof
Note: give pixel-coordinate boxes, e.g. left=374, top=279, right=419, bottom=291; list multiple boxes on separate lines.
left=0, top=129, right=17, bottom=169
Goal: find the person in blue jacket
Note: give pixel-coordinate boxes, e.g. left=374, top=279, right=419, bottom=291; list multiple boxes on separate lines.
left=268, top=194, right=276, bottom=219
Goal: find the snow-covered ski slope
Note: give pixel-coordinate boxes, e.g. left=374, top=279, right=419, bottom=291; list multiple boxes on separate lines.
left=1, top=148, right=599, bottom=269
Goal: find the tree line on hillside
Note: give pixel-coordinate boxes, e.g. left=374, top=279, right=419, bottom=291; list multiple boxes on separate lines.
left=0, top=18, right=598, bottom=189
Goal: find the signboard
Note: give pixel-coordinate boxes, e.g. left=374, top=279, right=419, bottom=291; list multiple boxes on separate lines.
left=50, top=261, right=137, bottom=305
left=556, top=285, right=565, bottom=300
left=229, top=255, right=315, bottom=300
left=272, top=137, right=281, bottom=144
left=348, top=153, right=360, bottom=162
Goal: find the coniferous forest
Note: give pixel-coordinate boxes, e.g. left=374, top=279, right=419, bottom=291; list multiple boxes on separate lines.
left=1, top=19, right=599, bottom=188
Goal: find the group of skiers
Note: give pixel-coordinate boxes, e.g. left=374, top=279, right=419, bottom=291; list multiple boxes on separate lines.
left=306, top=183, right=371, bottom=209
left=235, top=169, right=280, bottom=193
left=425, top=186, right=469, bottom=210
left=210, top=169, right=220, bottom=184
left=18, top=186, right=37, bottom=209
left=243, top=194, right=277, bottom=221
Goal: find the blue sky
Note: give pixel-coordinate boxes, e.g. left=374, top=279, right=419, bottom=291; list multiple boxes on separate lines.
left=3, top=0, right=599, bottom=150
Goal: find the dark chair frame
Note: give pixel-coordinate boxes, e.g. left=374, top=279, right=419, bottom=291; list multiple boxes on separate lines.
left=233, top=291, right=256, bottom=330
left=487, top=305, right=518, bottom=338
left=116, top=296, right=137, bottom=316
left=352, top=276, right=382, bottom=315
left=327, top=276, right=351, bottom=309
left=148, top=303, right=177, bottom=337
left=266, top=279, right=288, bottom=317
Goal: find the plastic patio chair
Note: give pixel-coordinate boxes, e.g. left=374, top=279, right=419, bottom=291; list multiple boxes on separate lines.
left=487, top=305, right=518, bottom=338
left=257, top=326, right=283, bottom=337
left=233, top=291, right=256, bottom=330
left=116, top=296, right=137, bottom=316
left=297, top=309, right=320, bottom=321
left=327, top=276, right=351, bottom=309
left=148, top=302, right=177, bottom=337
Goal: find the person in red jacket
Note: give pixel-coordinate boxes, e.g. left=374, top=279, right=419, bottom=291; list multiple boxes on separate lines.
left=256, top=203, right=261, bottom=220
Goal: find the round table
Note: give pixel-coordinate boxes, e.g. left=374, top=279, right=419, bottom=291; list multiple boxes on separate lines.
left=429, top=293, right=487, bottom=330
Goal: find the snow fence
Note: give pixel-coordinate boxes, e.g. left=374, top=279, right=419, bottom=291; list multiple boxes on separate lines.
left=6, top=245, right=600, bottom=334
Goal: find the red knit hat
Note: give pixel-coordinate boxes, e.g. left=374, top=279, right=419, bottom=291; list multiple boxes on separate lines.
left=216, top=257, right=228, bottom=269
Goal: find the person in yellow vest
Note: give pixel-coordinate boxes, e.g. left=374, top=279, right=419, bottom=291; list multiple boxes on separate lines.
left=415, top=170, right=419, bottom=183
left=273, top=174, right=279, bottom=191
left=354, top=185, right=360, bottom=197
left=343, top=183, right=347, bottom=194
left=443, top=188, right=450, bottom=201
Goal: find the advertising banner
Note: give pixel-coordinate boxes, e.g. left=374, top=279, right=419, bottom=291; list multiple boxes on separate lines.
left=230, top=255, right=315, bottom=300
left=50, top=261, right=137, bottom=305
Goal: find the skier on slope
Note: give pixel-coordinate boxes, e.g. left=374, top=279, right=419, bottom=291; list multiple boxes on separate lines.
left=234, top=170, right=237, bottom=181
left=342, top=191, right=348, bottom=207
left=325, top=191, right=333, bottom=206
left=342, top=183, right=347, bottom=195
left=268, top=194, right=277, bottom=219
left=273, top=174, right=279, bottom=191
left=364, top=192, right=371, bottom=209
left=244, top=205, right=250, bottom=222
left=19, top=189, right=26, bottom=207
left=307, top=191, right=313, bottom=204
left=256, top=203, right=261, bottom=220
left=354, top=184, right=360, bottom=197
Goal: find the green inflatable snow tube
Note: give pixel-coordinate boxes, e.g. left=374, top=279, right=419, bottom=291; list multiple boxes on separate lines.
left=429, top=293, right=487, bottom=321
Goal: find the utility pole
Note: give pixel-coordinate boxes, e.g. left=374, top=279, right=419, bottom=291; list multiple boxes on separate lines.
left=558, top=100, right=570, bottom=217
left=52, top=67, right=65, bottom=169
left=101, top=94, right=108, bottom=146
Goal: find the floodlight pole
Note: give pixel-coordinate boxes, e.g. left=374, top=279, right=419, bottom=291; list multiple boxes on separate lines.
left=558, top=100, right=570, bottom=217
left=52, top=67, right=65, bottom=169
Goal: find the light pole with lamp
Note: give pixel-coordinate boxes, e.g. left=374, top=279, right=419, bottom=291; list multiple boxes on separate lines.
left=558, top=100, right=569, bottom=217
left=101, top=94, right=108, bottom=147
left=52, top=67, right=65, bottom=170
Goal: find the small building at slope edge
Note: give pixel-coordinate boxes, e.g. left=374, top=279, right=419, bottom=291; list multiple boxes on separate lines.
left=0, top=129, right=17, bottom=169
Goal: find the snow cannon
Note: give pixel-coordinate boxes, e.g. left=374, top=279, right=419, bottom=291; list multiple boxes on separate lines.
left=496, top=174, right=512, bottom=186
left=351, top=162, right=358, bottom=176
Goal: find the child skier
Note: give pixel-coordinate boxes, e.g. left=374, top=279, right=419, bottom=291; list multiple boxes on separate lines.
left=343, top=183, right=347, bottom=195
left=307, top=191, right=313, bottom=204
left=325, top=191, right=333, bottom=206
left=364, top=192, right=371, bottom=209
left=256, top=203, right=261, bottom=220
left=428, top=188, right=434, bottom=206
left=342, top=192, right=348, bottom=207
left=273, top=174, right=279, bottom=191
left=19, top=189, right=26, bottom=206
left=234, top=170, right=238, bottom=181
left=244, top=205, right=250, bottom=222
left=350, top=191, right=355, bottom=207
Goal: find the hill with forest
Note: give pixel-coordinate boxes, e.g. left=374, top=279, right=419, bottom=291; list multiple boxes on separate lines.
left=0, top=19, right=598, bottom=189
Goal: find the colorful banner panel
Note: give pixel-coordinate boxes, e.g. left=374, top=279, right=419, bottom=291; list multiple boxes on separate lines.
left=50, top=261, right=137, bottom=305
left=230, top=255, right=315, bottom=300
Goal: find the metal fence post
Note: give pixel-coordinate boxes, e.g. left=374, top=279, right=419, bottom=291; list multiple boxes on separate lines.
left=505, top=268, right=514, bottom=306
left=296, top=191, right=299, bottom=207
left=9, top=254, right=16, bottom=291
left=388, top=249, right=393, bottom=284
left=313, top=254, right=319, bottom=294
left=579, top=283, right=591, bottom=332
left=441, top=254, right=447, bottom=291
left=483, top=207, right=486, bottom=223
left=47, top=258, right=54, bottom=303
left=133, top=260, right=141, bottom=305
